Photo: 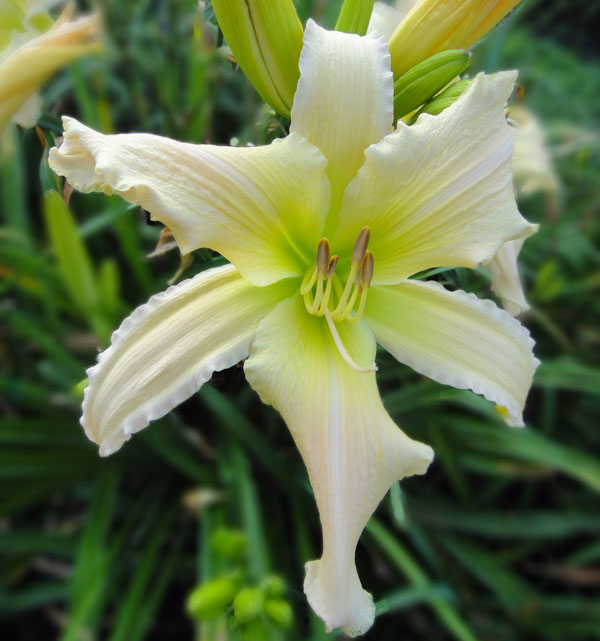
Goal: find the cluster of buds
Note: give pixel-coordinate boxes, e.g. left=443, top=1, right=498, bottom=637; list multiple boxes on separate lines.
left=213, top=0, right=522, bottom=120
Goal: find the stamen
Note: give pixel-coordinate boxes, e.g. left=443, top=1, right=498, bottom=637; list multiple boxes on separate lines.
left=317, top=256, right=338, bottom=316
left=326, top=255, right=339, bottom=278
left=309, top=273, right=326, bottom=313
left=316, top=238, right=330, bottom=274
left=331, top=262, right=359, bottom=316
left=352, top=226, right=371, bottom=265
left=359, top=251, right=374, bottom=289
left=348, top=252, right=374, bottom=324
left=334, top=284, right=359, bottom=321
left=325, top=310, right=377, bottom=374
left=300, top=267, right=317, bottom=295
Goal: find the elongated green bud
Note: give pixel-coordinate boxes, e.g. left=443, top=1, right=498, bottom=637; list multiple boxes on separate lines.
left=412, top=78, right=472, bottom=121
left=335, top=0, right=375, bottom=36
left=186, top=576, right=239, bottom=619
left=212, top=0, right=303, bottom=118
left=393, top=49, right=471, bottom=120
left=232, top=586, right=264, bottom=624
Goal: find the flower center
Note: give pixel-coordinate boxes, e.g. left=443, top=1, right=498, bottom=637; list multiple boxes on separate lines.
left=300, top=227, right=376, bottom=374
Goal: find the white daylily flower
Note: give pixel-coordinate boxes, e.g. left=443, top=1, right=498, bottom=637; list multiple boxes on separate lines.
left=49, top=21, right=539, bottom=636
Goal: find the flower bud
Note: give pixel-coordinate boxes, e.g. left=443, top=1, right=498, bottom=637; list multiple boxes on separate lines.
left=264, top=598, right=293, bottom=628
left=186, top=576, right=239, bottom=620
left=210, top=527, right=247, bottom=560
left=388, top=0, right=522, bottom=77
left=393, top=49, right=471, bottom=119
left=212, top=0, right=303, bottom=118
left=335, top=0, right=375, bottom=36
left=412, top=78, right=471, bottom=121
left=261, top=575, right=286, bottom=598
left=232, top=586, right=264, bottom=624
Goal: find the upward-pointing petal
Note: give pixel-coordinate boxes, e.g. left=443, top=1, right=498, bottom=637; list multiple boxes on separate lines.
left=245, top=295, right=433, bottom=636
left=334, top=71, right=536, bottom=283
left=83, top=264, right=295, bottom=456
left=49, top=118, right=330, bottom=286
left=290, top=20, right=393, bottom=220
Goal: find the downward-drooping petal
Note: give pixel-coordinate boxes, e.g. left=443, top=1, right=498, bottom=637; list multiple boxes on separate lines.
left=333, top=72, right=536, bottom=283
left=365, top=280, right=539, bottom=426
left=290, top=20, right=393, bottom=220
left=245, top=295, right=433, bottom=636
left=82, top=264, right=295, bottom=456
left=49, top=118, right=330, bottom=286
left=490, top=238, right=529, bottom=316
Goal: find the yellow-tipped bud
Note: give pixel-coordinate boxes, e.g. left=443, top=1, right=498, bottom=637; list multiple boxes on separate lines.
left=388, top=0, right=522, bottom=78
left=212, top=0, right=303, bottom=118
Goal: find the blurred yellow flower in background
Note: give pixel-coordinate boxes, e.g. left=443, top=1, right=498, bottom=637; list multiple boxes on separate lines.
left=0, top=0, right=101, bottom=136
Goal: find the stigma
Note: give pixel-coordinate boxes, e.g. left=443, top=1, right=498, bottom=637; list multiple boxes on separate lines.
left=300, top=228, right=376, bottom=374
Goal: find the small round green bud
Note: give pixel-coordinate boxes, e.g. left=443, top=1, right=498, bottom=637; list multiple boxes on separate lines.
left=210, top=527, right=247, bottom=560
left=240, top=618, right=268, bottom=641
left=186, top=576, right=238, bottom=620
left=261, top=575, right=286, bottom=598
left=233, top=587, right=264, bottom=624
left=264, top=598, right=293, bottom=629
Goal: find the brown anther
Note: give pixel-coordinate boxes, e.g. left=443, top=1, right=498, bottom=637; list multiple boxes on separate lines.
left=327, top=255, right=339, bottom=278
left=359, top=251, right=374, bottom=289
left=316, top=238, right=331, bottom=274
left=352, top=227, right=371, bottom=265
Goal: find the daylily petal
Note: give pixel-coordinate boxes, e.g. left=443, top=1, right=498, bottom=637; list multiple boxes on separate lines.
left=49, top=118, right=330, bottom=286
left=490, top=238, right=529, bottom=317
left=82, top=264, right=295, bottom=456
left=290, top=19, right=393, bottom=218
left=365, top=279, right=539, bottom=426
left=334, top=71, right=536, bottom=283
left=367, top=0, right=417, bottom=41
left=245, top=295, right=433, bottom=636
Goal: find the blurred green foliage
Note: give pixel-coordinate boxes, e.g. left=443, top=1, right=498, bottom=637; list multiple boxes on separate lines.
left=1, top=0, right=599, bottom=640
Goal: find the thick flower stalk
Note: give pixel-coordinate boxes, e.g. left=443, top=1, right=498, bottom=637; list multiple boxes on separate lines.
left=49, top=22, right=538, bottom=636
left=387, top=0, right=522, bottom=77
left=0, top=1, right=101, bottom=135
